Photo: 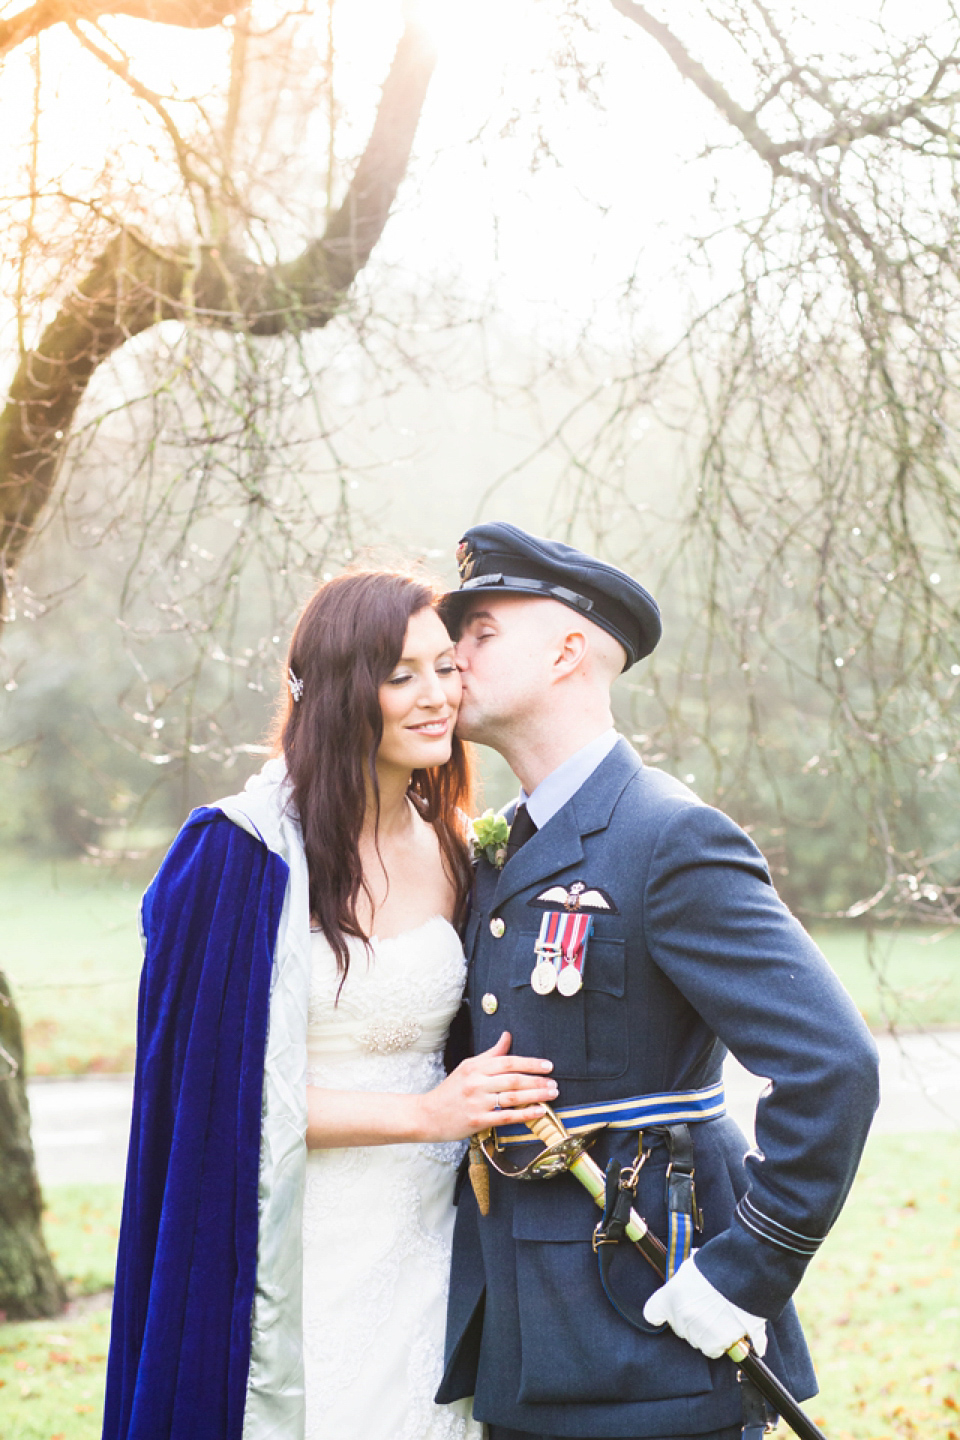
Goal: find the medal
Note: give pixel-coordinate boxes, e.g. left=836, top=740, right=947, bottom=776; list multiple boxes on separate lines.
left=532, top=910, right=593, bottom=997
left=556, top=965, right=583, bottom=997
left=531, top=961, right=558, bottom=995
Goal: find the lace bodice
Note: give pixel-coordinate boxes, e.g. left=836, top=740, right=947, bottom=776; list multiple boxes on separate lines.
left=307, top=913, right=467, bottom=1066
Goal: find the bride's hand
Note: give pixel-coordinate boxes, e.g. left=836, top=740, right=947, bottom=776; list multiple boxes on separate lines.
left=417, top=1031, right=558, bottom=1142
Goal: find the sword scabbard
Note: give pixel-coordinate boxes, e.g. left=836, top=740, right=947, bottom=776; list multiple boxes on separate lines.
left=522, top=1106, right=829, bottom=1440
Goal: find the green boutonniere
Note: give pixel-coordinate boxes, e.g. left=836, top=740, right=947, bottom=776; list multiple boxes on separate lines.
left=470, top=809, right=511, bottom=869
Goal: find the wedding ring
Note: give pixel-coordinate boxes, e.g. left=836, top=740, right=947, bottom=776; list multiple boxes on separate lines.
left=494, top=1094, right=502, bottom=1111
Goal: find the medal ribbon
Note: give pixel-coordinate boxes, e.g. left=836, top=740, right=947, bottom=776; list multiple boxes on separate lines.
left=535, top=910, right=593, bottom=976
left=558, top=911, right=592, bottom=975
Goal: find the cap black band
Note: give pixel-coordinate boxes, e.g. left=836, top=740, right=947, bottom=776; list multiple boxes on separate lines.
left=459, top=573, right=595, bottom=614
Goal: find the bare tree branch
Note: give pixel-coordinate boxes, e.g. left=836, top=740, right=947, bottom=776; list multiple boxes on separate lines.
left=0, top=18, right=437, bottom=606
left=67, top=18, right=214, bottom=211
left=612, top=0, right=960, bottom=165
left=0, top=0, right=240, bottom=61
left=609, top=0, right=786, bottom=168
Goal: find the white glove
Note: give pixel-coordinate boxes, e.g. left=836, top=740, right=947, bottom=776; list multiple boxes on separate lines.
left=642, top=1252, right=768, bottom=1359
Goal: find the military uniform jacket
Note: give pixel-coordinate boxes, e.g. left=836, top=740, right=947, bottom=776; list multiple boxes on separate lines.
left=437, top=739, right=880, bottom=1437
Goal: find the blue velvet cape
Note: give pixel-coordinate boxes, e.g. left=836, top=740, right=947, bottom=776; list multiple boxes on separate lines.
left=102, top=809, right=289, bottom=1440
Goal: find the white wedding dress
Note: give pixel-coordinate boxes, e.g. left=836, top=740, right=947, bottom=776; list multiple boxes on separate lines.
left=302, top=915, right=486, bottom=1440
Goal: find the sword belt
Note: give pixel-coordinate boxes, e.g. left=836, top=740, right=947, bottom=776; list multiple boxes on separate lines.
left=491, top=1079, right=726, bottom=1145
left=477, top=1083, right=723, bottom=1272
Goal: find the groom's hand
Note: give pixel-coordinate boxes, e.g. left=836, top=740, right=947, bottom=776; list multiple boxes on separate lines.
left=642, top=1253, right=768, bottom=1358
left=418, top=1031, right=558, bottom=1141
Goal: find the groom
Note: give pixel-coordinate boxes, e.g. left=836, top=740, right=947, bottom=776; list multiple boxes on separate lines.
left=436, top=521, right=880, bottom=1440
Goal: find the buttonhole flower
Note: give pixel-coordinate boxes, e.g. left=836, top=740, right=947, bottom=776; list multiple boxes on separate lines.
left=470, top=809, right=511, bottom=868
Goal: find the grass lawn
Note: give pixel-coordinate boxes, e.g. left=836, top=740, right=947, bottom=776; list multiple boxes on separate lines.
left=3, top=852, right=960, bottom=1076
left=41, top=1187, right=123, bottom=1301
left=1, top=854, right=151, bottom=1075
left=0, top=1304, right=111, bottom=1440
left=814, top=925, right=960, bottom=1033
left=796, top=1131, right=960, bottom=1439
left=0, top=1135, right=957, bottom=1438
left=0, top=1185, right=120, bottom=1440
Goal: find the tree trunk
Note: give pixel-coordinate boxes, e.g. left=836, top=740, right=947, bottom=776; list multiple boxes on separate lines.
left=0, top=972, right=66, bottom=1321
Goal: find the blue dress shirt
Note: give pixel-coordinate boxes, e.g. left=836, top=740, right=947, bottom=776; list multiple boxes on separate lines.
left=519, top=727, right=619, bottom=830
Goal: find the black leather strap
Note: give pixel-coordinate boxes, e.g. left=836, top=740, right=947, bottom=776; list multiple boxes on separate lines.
left=641, top=1123, right=703, bottom=1251
left=594, top=1160, right=666, bottom=1334
left=666, top=1122, right=702, bottom=1232
left=739, top=1370, right=776, bottom=1438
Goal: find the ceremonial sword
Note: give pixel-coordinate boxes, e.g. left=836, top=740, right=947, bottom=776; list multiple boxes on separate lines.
left=502, top=1105, right=830, bottom=1440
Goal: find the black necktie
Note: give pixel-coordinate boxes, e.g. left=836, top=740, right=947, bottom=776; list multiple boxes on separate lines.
left=506, top=802, right=537, bottom=858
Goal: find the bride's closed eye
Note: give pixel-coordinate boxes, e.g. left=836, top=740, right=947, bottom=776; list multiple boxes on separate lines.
left=386, top=661, right=457, bottom=686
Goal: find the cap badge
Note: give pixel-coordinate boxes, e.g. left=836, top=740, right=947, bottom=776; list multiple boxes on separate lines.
left=456, top=539, right=476, bottom=581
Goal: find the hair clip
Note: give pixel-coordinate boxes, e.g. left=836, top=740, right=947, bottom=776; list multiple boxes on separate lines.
left=287, top=666, right=304, bottom=703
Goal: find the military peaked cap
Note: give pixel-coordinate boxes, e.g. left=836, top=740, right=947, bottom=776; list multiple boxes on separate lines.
left=439, top=521, right=661, bottom=670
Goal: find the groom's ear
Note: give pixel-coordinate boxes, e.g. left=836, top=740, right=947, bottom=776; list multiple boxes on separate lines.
left=554, top=628, right=588, bottom=677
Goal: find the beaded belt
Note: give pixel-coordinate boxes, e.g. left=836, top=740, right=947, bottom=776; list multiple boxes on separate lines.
left=493, top=1079, right=726, bottom=1145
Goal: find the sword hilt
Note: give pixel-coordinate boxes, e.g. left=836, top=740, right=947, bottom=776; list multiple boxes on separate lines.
left=528, top=1104, right=571, bottom=1149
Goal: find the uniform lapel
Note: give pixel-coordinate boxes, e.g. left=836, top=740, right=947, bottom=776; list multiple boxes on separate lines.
left=492, top=803, right=583, bottom=912
left=491, top=738, right=642, bottom=910
left=569, top=737, right=642, bottom=836
left=473, top=854, right=501, bottom=917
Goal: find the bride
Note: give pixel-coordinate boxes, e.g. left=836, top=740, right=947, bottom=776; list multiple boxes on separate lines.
left=102, top=568, right=557, bottom=1440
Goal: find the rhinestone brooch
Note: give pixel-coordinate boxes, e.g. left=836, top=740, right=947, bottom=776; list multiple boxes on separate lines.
left=359, top=1018, right=423, bottom=1054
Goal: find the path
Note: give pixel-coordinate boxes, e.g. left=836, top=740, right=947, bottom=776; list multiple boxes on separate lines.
left=26, top=1031, right=960, bottom=1187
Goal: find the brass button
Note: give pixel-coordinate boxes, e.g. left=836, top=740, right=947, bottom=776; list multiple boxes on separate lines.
left=489, top=917, right=505, bottom=938
left=481, top=992, right=499, bottom=1015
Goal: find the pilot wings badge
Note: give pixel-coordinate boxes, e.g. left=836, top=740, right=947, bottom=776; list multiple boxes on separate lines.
left=528, top=880, right=619, bottom=915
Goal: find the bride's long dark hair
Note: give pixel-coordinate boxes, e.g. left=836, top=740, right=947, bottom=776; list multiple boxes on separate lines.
left=275, top=569, right=474, bottom=981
